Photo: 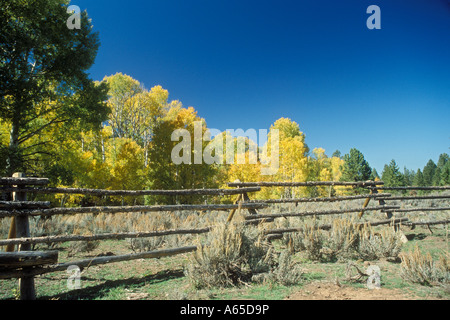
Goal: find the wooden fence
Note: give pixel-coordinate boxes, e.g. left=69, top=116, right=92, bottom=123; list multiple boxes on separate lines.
left=1, top=174, right=449, bottom=299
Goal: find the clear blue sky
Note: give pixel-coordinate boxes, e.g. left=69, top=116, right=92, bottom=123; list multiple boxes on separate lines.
left=74, top=0, right=450, bottom=173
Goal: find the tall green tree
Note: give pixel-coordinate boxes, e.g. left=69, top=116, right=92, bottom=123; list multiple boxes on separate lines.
left=370, top=168, right=380, bottom=180
left=413, top=169, right=424, bottom=186
left=422, top=159, right=437, bottom=186
left=432, top=167, right=442, bottom=186
left=437, top=153, right=449, bottom=169
left=332, top=150, right=342, bottom=159
left=0, top=0, right=109, bottom=175
left=381, top=159, right=405, bottom=187
left=403, top=167, right=415, bottom=186
left=440, top=162, right=450, bottom=185
left=340, top=148, right=372, bottom=182
left=146, top=106, right=219, bottom=204
left=435, top=153, right=449, bottom=186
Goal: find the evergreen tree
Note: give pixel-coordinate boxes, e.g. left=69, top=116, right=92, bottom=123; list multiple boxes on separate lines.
left=432, top=167, right=442, bottom=186
left=413, top=169, right=424, bottom=186
left=332, top=150, right=342, bottom=159
left=0, top=0, right=109, bottom=175
left=340, top=148, right=372, bottom=182
left=403, top=167, right=415, bottom=186
left=437, top=153, right=449, bottom=169
left=381, top=159, right=405, bottom=187
left=422, top=159, right=437, bottom=186
left=370, top=168, right=380, bottom=180
left=440, top=162, right=450, bottom=185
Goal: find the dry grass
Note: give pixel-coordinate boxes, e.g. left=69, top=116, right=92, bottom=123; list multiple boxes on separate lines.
left=400, top=246, right=450, bottom=286
left=0, top=190, right=448, bottom=298
left=184, top=222, right=274, bottom=288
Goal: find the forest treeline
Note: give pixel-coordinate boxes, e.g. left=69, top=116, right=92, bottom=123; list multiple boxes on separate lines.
left=2, top=71, right=448, bottom=205
left=1, top=1, right=448, bottom=206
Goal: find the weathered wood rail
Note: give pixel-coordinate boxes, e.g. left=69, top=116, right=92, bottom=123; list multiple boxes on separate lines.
left=227, top=180, right=384, bottom=187
left=264, top=217, right=410, bottom=241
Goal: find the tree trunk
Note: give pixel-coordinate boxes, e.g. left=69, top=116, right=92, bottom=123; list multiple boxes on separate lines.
left=6, top=121, right=21, bottom=176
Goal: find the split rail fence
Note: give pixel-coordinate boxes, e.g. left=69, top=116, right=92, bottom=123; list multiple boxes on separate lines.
left=227, top=180, right=450, bottom=240
left=1, top=174, right=449, bottom=300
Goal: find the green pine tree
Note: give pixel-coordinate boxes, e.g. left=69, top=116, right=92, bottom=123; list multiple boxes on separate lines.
left=370, top=168, right=380, bottom=180
left=413, top=169, right=424, bottom=186
left=340, top=148, right=372, bottom=182
left=440, top=162, right=450, bottom=185
left=422, top=160, right=437, bottom=186
left=381, top=159, right=405, bottom=187
left=432, top=167, right=442, bottom=186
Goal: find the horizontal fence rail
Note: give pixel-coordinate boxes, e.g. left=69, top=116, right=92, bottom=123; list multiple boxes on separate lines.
left=249, top=193, right=392, bottom=204
left=228, top=181, right=384, bottom=188
left=367, top=186, right=450, bottom=191
left=376, top=195, right=450, bottom=201
left=0, top=177, right=49, bottom=186
left=0, top=201, right=51, bottom=209
left=244, top=205, right=401, bottom=220
left=0, top=186, right=262, bottom=196
left=264, top=217, right=409, bottom=238
left=403, top=219, right=450, bottom=227
left=0, top=202, right=269, bottom=219
left=0, top=227, right=212, bottom=247
left=383, top=207, right=450, bottom=213
left=0, top=246, right=198, bottom=280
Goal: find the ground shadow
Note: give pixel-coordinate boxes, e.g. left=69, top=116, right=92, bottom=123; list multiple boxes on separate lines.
left=405, top=233, right=428, bottom=241
left=38, top=268, right=185, bottom=300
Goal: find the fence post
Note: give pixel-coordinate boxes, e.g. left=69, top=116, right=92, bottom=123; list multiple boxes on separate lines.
left=358, top=189, right=373, bottom=219
left=6, top=216, right=16, bottom=252
left=227, top=193, right=243, bottom=222
left=12, top=172, right=36, bottom=300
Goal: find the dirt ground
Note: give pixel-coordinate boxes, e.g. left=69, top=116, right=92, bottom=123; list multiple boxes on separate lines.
left=285, top=281, right=419, bottom=300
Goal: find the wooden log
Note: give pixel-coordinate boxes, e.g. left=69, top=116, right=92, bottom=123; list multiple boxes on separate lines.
left=0, top=202, right=269, bottom=218
left=0, top=246, right=198, bottom=279
left=377, top=195, right=450, bottom=201
left=243, top=217, right=275, bottom=225
left=0, top=227, right=212, bottom=247
left=227, top=181, right=384, bottom=188
left=371, top=185, right=391, bottom=219
left=264, top=217, right=409, bottom=235
left=0, top=177, right=49, bottom=186
left=244, top=205, right=401, bottom=220
left=242, top=192, right=258, bottom=215
left=250, top=193, right=392, bottom=204
left=358, top=194, right=373, bottom=219
left=0, top=186, right=262, bottom=196
left=0, top=201, right=51, bottom=209
left=367, top=186, right=450, bottom=191
left=266, top=234, right=283, bottom=241
left=385, top=207, right=450, bottom=213
left=6, top=215, right=16, bottom=252
left=0, top=251, right=58, bottom=268
left=403, top=219, right=450, bottom=227
left=226, top=194, right=242, bottom=222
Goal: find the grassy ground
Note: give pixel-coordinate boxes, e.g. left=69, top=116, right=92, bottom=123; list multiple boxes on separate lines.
left=0, top=224, right=448, bottom=300
left=0, top=195, right=449, bottom=300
